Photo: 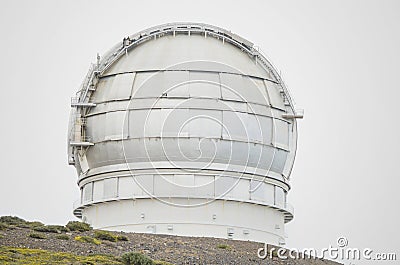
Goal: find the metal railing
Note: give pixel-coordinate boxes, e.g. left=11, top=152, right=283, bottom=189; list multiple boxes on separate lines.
left=70, top=97, right=80, bottom=105
left=77, top=117, right=87, bottom=126
left=76, top=63, right=98, bottom=100
left=76, top=23, right=297, bottom=115
left=252, top=47, right=296, bottom=112
left=77, top=135, right=92, bottom=143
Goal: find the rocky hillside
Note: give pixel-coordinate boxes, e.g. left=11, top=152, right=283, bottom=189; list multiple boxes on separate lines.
left=0, top=216, right=341, bottom=265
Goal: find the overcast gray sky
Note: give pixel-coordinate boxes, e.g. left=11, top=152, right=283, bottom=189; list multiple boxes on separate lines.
left=0, top=1, right=399, bottom=264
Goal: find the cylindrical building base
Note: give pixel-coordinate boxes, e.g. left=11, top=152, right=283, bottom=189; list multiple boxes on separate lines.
left=82, top=198, right=286, bottom=244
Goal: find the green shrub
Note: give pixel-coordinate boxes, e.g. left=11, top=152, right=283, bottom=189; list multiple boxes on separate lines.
left=74, top=236, right=101, bottom=245
left=26, top=221, right=45, bottom=228
left=33, top=225, right=68, bottom=233
left=116, top=235, right=129, bottom=241
left=28, top=233, right=47, bottom=239
left=0, top=216, right=26, bottom=225
left=0, top=247, right=121, bottom=264
left=0, top=223, right=9, bottom=230
left=14, top=221, right=44, bottom=229
left=33, top=226, right=58, bottom=233
left=48, top=225, right=69, bottom=232
left=55, top=234, right=70, bottom=240
left=217, top=244, right=231, bottom=250
left=66, top=221, right=92, bottom=232
left=94, top=230, right=129, bottom=242
left=121, top=252, right=154, bottom=265
left=94, top=230, right=117, bottom=242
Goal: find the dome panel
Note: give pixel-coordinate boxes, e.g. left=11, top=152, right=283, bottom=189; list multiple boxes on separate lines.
left=69, top=23, right=300, bottom=244
left=105, top=34, right=272, bottom=79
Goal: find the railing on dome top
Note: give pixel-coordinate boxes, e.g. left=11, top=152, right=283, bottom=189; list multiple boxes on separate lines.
left=253, top=46, right=297, bottom=110
left=75, top=23, right=297, bottom=112
left=68, top=23, right=299, bottom=165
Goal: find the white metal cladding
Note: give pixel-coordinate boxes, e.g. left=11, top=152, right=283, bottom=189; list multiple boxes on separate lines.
left=68, top=23, right=301, bottom=245
left=82, top=199, right=285, bottom=243
left=105, top=35, right=270, bottom=78
left=79, top=175, right=290, bottom=213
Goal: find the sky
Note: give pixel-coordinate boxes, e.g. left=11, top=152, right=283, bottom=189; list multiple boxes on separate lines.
left=0, top=1, right=399, bottom=264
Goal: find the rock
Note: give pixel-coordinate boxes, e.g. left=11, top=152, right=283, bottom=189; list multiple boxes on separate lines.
left=0, top=223, right=341, bottom=265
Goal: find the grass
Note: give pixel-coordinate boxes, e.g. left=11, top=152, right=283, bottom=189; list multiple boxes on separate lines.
left=32, top=224, right=68, bottom=233
left=217, top=244, right=231, bottom=250
left=55, top=234, right=70, bottom=240
left=0, top=216, right=179, bottom=264
left=28, top=233, right=47, bottom=239
left=0, top=216, right=67, bottom=232
left=0, top=246, right=121, bottom=265
left=94, top=230, right=118, bottom=242
left=0, top=216, right=45, bottom=230
left=47, top=225, right=69, bottom=233
left=33, top=225, right=60, bottom=233
left=66, top=221, right=92, bottom=232
left=121, top=252, right=154, bottom=265
left=117, top=235, right=129, bottom=241
left=0, top=223, right=9, bottom=230
left=74, top=235, right=102, bottom=245
left=0, top=216, right=26, bottom=225
left=16, top=221, right=44, bottom=229
left=0, top=247, right=174, bottom=265
left=94, top=230, right=129, bottom=242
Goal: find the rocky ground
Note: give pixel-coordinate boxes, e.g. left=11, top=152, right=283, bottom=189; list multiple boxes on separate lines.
left=0, top=217, right=341, bottom=265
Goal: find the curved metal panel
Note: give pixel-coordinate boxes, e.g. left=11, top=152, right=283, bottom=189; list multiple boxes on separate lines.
left=69, top=23, right=301, bottom=245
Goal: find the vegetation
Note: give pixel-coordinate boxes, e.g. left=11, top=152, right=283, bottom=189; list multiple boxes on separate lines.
left=121, top=252, right=154, bottom=265
left=55, top=234, right=70, bottom=240
left=117, top=235, right=129, bottom=241
left=0, top=216, right=47, bottom=230
left=0, top=216, right=26, bottom=225
left=74, top=235, right=101, bottom=245
left=0, top=246, right=121, bottom=265
left=94, top=230, right=118, bottom=242
left=0, top=223, right=9, bottom=230
left=33, top=225, right=59, bottom=233
left=94, top=230, right=129, bottom=242
left=28, top=233, right=47, bottom=239
left=27, top=221, right=44, bottom=228
left=0, top=216, right=174, bottom=265
left=16, top=221, right=44, bottom=229
left=48, top=224, right=69, bottom=232
left=217, top=244, right=231, bottom=250
left=0, top=247, right=169, bottom=265
left=66, top=221, right=92, bottom=232
left=33, top=224, right=69, bottom=233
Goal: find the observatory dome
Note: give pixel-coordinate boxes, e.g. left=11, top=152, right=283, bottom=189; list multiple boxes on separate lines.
left=68, top=23, right=302, bottom=244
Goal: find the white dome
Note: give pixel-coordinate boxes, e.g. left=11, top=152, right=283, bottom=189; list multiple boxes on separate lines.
left=68, top=23, right=300, bottom=244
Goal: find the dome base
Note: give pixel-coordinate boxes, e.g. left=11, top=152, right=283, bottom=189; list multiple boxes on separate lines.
left=80, top=198, right=286, bottom=244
